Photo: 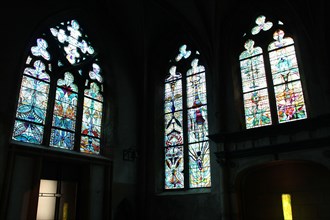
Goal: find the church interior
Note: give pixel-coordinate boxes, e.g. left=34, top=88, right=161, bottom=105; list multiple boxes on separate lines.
left=0, top=0, right=329, bottom=219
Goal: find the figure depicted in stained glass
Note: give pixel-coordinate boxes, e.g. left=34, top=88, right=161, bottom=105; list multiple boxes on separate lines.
left=268, top=29, right=307, bottom=123
left=244, top=90, right=272, bottom=128
left=187, top=59, right=208, bottom=142
left=275, top=82, right=306, bottom=122
left=189, top=142, right=211, bottom=188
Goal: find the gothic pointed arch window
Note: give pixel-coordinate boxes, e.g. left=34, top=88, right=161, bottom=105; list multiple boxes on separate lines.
left=239, top=15, right=307, bottom=129
left=12, top=19, right=104, bottom=155
left=164, top=44, right=211, bottom=190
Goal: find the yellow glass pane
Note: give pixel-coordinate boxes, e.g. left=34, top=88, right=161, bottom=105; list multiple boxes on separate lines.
left=282, top=194, right=293, bottom=220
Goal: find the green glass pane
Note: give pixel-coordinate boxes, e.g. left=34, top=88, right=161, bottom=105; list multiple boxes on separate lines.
left=240, top=55, right=268, bottom=93
left=244, top=89, right=272, bottom=129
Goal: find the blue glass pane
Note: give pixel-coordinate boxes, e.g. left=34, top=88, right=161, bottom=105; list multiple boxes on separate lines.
left=16, top=76, right=49, bottom=124
left=50, top=129, right=75, bottom=150
left=52, top=87, right=78, bottom=131
left=81, top=97, right=103, bottom=138
left=12, top=120, right=44, bottom=144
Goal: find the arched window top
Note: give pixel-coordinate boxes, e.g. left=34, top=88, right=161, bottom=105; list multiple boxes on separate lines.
left=24, top=60, right=50, bottom=82
left=187, top=58, right=205, bottom=76
left=12, top=18, right=105, bottom=155
left=268, top=29, right=294, bottom=51
left=57, top=72, right=78, bottom=92
left=85, top=82, right=103, bottom=101
left=166, top=66, right=182, bottom=82
left=239, top=39, right=263, bottom=60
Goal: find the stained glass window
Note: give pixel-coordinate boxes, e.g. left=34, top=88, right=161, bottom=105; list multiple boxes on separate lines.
left=268, top=29, right=307, bottom=123
left=81, top=82, right=103, bottom=154
left=239, top=15, right=307, bottom=129
left=50, top=72, right=78, bottom=150
left=240, top=40, right=272, bottom=129
left=164, top=44, right=211, bottom=190
left=12, top=19, right=105, bottom=155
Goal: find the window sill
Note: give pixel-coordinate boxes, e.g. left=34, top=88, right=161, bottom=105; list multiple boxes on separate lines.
left=156, top=187, right=211, bottom=196
left=9, top=141, right=112, bottom=165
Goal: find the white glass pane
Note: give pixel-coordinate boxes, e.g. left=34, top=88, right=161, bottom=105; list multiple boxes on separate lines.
left=36, top=197, right=56, bottom=220
left=36, top=180, right=58, bottom=220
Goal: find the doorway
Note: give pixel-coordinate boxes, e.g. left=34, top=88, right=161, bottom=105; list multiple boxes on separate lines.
left=36, top=179, right=77, bottom=220
left=237, top=160, right=330, bottom=220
